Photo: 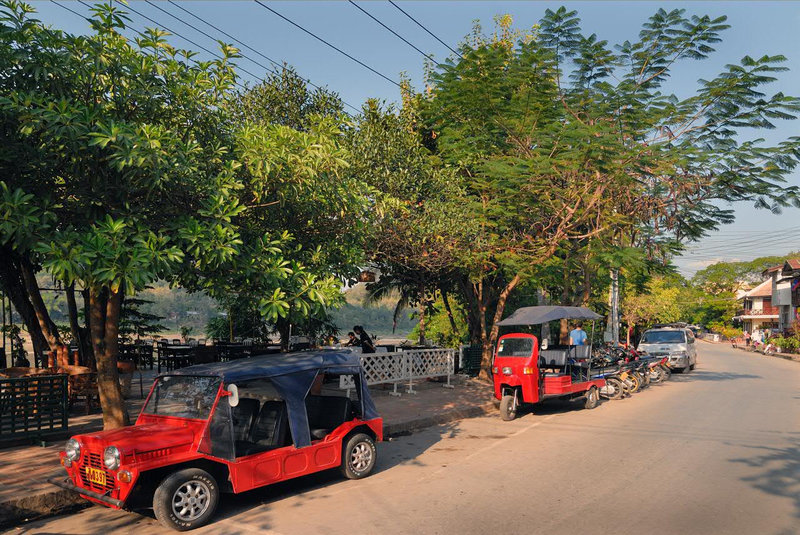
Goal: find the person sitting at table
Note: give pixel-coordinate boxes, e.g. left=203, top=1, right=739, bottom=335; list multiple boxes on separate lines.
left=345, top=332, right=359, bottom=347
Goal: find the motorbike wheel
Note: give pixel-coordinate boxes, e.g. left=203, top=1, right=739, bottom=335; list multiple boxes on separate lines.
left=500, top=394, right=517, bottom=421
left=628, top=373, right=641, bottom=393
left=661, top=365, right=672, bottom=381
left=602, top=378, right=624, bottom=400
left=648, top=367, right=661, bottom=383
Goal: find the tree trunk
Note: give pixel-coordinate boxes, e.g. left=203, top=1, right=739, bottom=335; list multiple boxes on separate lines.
left=417, top=286, right=427, bottom=345
left=66, top=283, right=92, bottom=367
left=81, top=289, right=96, bottom=370
left=19, top=257, right=62, bottom=351
left=458, top=276, right=483, bottom=345
left=478, top=274, right=522, bottom=381
left=0, top=248, right=56, bottom=366
left=90, top=287, right=129, bottom=429
left=441, top=290, right=459, bottom=338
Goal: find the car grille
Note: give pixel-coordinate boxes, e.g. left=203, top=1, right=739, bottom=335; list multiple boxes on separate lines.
left=78, top=451, right=116, bottom=494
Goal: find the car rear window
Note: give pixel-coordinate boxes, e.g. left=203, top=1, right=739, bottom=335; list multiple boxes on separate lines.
left=497, top=337, right=534, bottom=357
left=143, top=376, right=221, bottom=420
left=641, top=330, right=686, bottom=344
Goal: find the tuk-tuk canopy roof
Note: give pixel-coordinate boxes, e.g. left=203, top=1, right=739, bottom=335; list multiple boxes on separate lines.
left=169, top=350, right=363, bottom=383
left=497, top=306, right=602, bottom=326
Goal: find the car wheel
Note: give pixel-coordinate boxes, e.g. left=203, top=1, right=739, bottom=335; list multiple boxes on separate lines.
left=341, top=433, right=377, bottom=480
left=584, top=386, right=599, bottom=409
left=500, top=394, right=517, bottom=421
left=153, top=468, right=219, bottom=532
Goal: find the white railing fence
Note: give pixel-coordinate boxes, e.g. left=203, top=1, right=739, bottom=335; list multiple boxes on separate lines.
left=359, top=349, right=455, bottom=396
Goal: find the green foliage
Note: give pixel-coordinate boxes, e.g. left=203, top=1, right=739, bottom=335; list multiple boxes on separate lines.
left=771, top=335, right=800, bottom=353
left=119, top=297, right=166, bottom=342
left=408, top=296, right=469, bottom=348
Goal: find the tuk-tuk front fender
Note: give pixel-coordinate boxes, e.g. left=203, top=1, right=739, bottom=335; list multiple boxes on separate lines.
left=494, top=375, right=540, bottom=403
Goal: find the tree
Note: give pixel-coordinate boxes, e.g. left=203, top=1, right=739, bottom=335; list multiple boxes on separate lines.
left=420, top=10, right=800, bottom=375
left=0, top=2, right=360, bottom=428
left=348, top=98, right=474, bottom=344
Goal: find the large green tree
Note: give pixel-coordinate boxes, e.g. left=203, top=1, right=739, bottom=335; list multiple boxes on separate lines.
left=0, top=2, right=360, bottom=427
left=421, top=10, right=800, bottom=374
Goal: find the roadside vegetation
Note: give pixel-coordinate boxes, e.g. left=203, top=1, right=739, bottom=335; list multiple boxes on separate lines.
left=1, top=2, right=799, bottom=427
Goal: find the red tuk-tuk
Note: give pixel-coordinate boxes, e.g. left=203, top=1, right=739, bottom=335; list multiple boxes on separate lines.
left=492, top=306, right=605, bottom=421
left=50, top=351, right=382, bottom=531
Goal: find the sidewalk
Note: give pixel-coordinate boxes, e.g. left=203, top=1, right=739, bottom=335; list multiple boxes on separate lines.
left=0, top=375, right=494, bottom=528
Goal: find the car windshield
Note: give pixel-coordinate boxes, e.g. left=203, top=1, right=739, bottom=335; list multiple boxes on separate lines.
left=143, top=376, right=221, bottom=420
left=641, top=331, right=686, bottom=344
left=497, top=337, right=534, bottom=357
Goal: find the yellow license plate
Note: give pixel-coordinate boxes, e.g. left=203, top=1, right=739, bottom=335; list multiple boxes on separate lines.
left=85, top=466, right=106, bottom=486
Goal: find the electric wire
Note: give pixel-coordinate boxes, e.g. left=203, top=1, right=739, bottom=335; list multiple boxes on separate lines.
left=110, top=0, right=257, bottom=88
left=347, top=1, right=434, bottom=62
left=254, top=0, right=402, bottom=89
left=388, top=0, right=462, bottom=59
left=164, top=0, right=359, bottom=114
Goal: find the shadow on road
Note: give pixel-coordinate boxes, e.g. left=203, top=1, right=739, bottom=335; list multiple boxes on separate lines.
left=730, top=438, right=800, bottom=519
left=670, top=370, right=761, bottom=382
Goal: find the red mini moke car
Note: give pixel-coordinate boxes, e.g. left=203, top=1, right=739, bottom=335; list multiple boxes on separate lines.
left=51, top=351, right=383, bottom=531
left=492, top=306, right=606, bottom=421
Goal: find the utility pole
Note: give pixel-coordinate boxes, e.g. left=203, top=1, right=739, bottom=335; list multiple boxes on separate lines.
left=608, top=268, right=620, bottom=345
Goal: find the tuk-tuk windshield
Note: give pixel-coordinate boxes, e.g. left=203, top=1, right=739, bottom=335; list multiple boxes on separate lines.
left=143, top=376, right=221, bottom=420
left=497, top=337, right=535, bottom=357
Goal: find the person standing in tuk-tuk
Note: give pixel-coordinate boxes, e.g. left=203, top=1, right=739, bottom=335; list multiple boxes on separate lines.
left=569, top=324, right=587, bottom=346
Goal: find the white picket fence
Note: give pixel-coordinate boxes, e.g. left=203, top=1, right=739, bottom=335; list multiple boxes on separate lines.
left=359, top=349, right=455, bottom=396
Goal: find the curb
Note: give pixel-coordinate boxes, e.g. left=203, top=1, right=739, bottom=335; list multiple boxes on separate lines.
left=0, top=484, right=89, bottom=530
left=1, top=402, right=498, bottom=529
left=384, top=402, right=498, bottom=437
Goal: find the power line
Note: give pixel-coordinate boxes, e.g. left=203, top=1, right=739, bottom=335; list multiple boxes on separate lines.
left=388, top=0, right=462, bottom=59
left=254, top=0, right=402, bottom=89
left=164, top=0, right=360, bottom=114
left=684, top=230, right=800, bottom=255
left=347, top=1, right=434, bottom=62
left=112, top=0, right=258, bottom=88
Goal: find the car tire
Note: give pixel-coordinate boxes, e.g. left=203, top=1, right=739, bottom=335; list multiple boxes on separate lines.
left=153, top=468, right=219, bottom=532
left=584, top=386, right=599, bottom=409
left=500, top=394, right=517, bottom=421
left=341, top=433, right=377, bottom=480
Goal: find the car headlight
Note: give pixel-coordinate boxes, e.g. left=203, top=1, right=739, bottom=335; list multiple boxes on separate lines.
left=104, top=446, right=121, bottom=470
left=65, top=438, right=81, bottom=461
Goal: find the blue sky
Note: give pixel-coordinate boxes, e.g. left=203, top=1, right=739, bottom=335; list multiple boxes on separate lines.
left=29, top=1, right=800, bottom=275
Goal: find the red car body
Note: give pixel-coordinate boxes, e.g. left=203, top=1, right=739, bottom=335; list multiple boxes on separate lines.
left=53, top=351, right=383, bottom=530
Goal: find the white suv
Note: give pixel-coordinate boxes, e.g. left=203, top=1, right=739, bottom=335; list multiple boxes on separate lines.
left=637, top=327, right=697, bottom=373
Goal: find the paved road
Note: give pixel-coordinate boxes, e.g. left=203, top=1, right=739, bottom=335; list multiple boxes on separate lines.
left=10, top=342, right=800, bottom=535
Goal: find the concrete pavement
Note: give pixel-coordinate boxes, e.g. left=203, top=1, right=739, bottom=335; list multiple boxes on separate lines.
left=8, top=341, right=800, bottom=535
left=0, top=375, right=493, bottom=529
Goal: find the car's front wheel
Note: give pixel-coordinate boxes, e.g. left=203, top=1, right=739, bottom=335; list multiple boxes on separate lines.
left=153, top=468, right=219, bottom=531
left=341, top=433, right=377, bottom=480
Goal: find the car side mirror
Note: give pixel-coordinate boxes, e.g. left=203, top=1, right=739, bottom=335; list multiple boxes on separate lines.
left=225, top=384, right=239, bottom=407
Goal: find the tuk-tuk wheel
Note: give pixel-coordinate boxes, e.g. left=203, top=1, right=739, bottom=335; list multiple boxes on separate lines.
left=500, top=394, right=517, bottom=421
left=341, top=433, right=377, bottom=480
left=584, top=386, right=599, bottom=410
left=153, top=468, right=219, bottom=532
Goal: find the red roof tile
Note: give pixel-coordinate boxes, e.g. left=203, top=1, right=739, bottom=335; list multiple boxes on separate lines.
left=746, top=279, right=772, bottom=298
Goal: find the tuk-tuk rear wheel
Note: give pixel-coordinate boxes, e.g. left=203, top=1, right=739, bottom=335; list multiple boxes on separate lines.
left=584, top=386, right=599, bottom=409
left=500, top=394, right=517, bottom=421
